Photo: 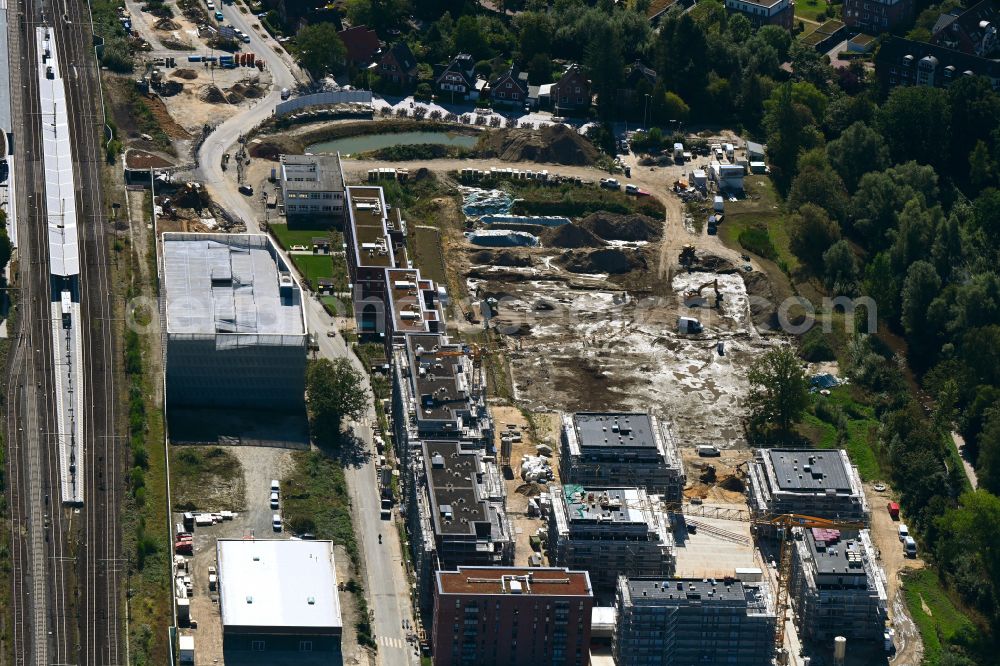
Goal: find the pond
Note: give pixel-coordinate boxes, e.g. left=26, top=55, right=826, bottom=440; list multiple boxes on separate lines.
left=307, top=130, right=479, bottom=155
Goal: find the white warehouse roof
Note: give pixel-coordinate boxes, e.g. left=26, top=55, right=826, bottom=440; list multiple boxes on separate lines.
left=217, top=539, right=342, bottom=634
left=163, top=233, right=306, bottom=337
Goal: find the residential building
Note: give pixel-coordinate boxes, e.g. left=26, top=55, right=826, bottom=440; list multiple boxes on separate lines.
left=551, top=64, right=591, bottom=114
left=724, top=0, right=795, bottom=30
left=436, top=53, right=478, bottom=101
left=932, top=0, right=1000, bottom=57
left=378, top=42, right=418, bottom=88
left=747, top=449, right=869, bottom=523
left=791, top=528, right=889, bottom=641
left=613, top=576, right=777, bottom=666
left=278, top=153, right=345, bottom=218
left=163, top=233, right=307, bottom=411
left=489, top=67, right=528, bottom=106
left=409, top=440, right=514, bottom=621
left=875, top=36, right=1000, bottom=90
left=337, top=25, right=380, bottom=68
left=433, top=567, right=594, bottom=666
left=559, top=412, right=685, bottom=501
left=548, top=486, right=674, bottom=593
left=391, top=332, right=491, bottom=450
left=216, top=539, right=341, bottom=657
left=842, top=0, right=914, bottom=33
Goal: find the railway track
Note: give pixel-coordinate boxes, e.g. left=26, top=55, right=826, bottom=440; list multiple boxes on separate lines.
left=4, top=0, right=123, bottom=662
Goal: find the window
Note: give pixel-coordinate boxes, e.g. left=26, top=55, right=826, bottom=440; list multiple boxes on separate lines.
left=252, top=640, right=265, bottom=651
left=299, top=641, right=313, bottom=652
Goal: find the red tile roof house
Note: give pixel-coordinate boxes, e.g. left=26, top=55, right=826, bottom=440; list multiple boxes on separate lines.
left=551, top=63, right=591, bottom=115
left=338, top=25, right=381, bottom=69
left=377, top=42, right=418, bottom=88
left=435, top=53, right=479, bottom=102
left=488, top=67, right=529, bottom=106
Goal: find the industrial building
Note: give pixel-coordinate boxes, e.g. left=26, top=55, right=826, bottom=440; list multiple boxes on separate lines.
left=216, top=539, right=342, bottom=656
left=279, top=153, right=345, bottom=217
left=548, top=486, right=674, bottom=593
left=747, top=449, right=869, bottom=523
left=391, top=333, right=492, bottom=450
left=408, top=440, right=514, bottom=621
left=560, top=412, right=685, bottom=501
left=163, top=233, right=308, bottom=411
left=791, top=528, right=888, bottom=642
left=432, top=567, right=594, bottom=666
left=613, top=576, right=776, bottom=666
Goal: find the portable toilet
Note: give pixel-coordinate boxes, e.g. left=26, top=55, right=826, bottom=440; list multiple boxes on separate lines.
left=713, top=196, right=724, bottom=213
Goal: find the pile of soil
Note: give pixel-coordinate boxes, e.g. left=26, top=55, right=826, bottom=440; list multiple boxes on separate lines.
left=200, top=85, right=227, bottom=103
left=154, top=18, right=181, bottom=30
left=159, top=80, right=183, bottom=97
left=744, top=270, right=778, bottom=328
left=226, top=90, right=245, bottom=104
left=249, top=141, right=283, bottom=161
left=540, top=223, right=606, bottom=248
left=470, top=250, right=532, bottom=267
left=557, top=248, right=647, bottom=275
left=479, top=124, right=599, bottom=165
left=161, top=37, right=193, bottom=51
left=580, top=212, right=662, bottom=242
left=171, top=68, right=198, bottom=80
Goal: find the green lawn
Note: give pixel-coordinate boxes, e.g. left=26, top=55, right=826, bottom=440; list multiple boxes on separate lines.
left=269, top=223, right=331, bottom=250
left=281, top=450, right=357, bottom=558
left=289, top=253, right=348, bottom=294
left=902, top=569, right=977, bottom=665
left=721, top=176, right=800, bottom=273
left=795, top=0, right=835, bottom=22
left=799, top=386, right=881, bottom=480
left=170, top=446, right=246, bottom=511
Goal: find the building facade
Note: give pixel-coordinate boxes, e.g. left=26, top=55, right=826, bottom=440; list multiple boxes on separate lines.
left=791, top=528, right=889, bottom=641
left=724, top=0, right=795, bottom=30
left=548, top=486, right=674, bottom=593
left=842, top=0, right=915, bottom=33
left=378, top=42, right=418, bottom=88
left=613, top=576, right=776, bottom=666
left=932, top=0, right=1000, bottom=57
left=409, top=440, right=514, bottom=621
left=436, top=54, right=478, bottom=101
left=875, top=36, right=1000, bottom=90
left=747, top=449, right=869, bottom=523
left=551, top=64, right=591, bottom=114
left=489, top=67, right=528, bottom=106
left=163, top=233, right=307, bottom=411
left=559, top=412, right=685, bottom=501
left=433, top=567, right=594, bottom=666
left=279, top=153, right=345, bottom=217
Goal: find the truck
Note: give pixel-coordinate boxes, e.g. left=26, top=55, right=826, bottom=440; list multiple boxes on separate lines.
left=678, top=316, right=703, bottom=334
left=599, top=177, right=620, bottom=190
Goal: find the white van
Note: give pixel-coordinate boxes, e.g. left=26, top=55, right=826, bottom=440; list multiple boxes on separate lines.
left=897, top=524, right=909, bottom=542
left=904, top=536, right=917, bottom=558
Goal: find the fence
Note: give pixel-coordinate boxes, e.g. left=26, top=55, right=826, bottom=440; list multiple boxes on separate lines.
left=275, top=89, right=373, bottom=116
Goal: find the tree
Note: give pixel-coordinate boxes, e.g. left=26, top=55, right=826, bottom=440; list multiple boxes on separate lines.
left=585, top=26, right=625, bottom=120
left=728, top=13, right=751, bottom=43
left=294, top=23, right=346, bottom=76
left=790, top=203, right=841, bottom=268
left=823, top=240, right=859, bottom=294
left=901, top=261, right=942, bottom=358
left=825, top=121, right=889, bottom=192
left=527, top=52, right=552, bottom=85
left=305, top=358, right=369, bottom=447
left=745, top=347, right=810, bottom=442
left=970, top=140, right=997, bottom=192
left=662, top=91, right=690, bottom=122
left=878, top=85, right=951, bottom=170
left=763, top=82, right=824, bottom=190
left=345, top=0, right=409, bottom=32
left=453, top=15, right=488, bottom=60
left=787, top=161, right=849, bottom=224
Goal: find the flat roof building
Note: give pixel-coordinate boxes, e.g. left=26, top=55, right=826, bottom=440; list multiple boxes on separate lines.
left=217, top=539, right=342, bottom=656
left=747, top=449, right=869, bottom=524
left=791, top=528, right=888, bottom=642
left=548, top=485, right=674, bottom=594
left=279, top=153, right=345, bottom=218
left=433, top=567, right=594, bottom=666
left=560, top=412, right=685, bottom=500
left=724, top=0, right=794, bottom=29
left=614, top=576, right=776, bottom=666
left=408, top=440, right=514, bottom=621
left=163, top=233, right=307, bottom=411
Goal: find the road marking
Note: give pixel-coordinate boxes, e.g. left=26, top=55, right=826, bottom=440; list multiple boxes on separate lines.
left=378, top=635, right=408, bottom=649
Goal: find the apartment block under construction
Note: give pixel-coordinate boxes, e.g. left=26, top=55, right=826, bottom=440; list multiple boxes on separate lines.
left=791, top=528, right=889, bottom=642
left=560, top=412, right=686, bottom=501
left=747, top=449, right=869, bottom=523
left=548, top=485, right=674, bottom=593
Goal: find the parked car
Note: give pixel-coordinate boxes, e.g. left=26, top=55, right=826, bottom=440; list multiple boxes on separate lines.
left=242, top=34, right=251, bottom=43
left=290, top=244, right=307, bottom=251
left=270, top=479, right=280, bottom=494
left=887, top=502, right=900, bottom=520
left=270, top=492, right=279, bottom=509
left=238, top=184, right=253, bottom=196
left=215, top=10, right=224, bottom=20
left=697, top=444, right=721, bottom=457
left=903, top=536, right=918, bottom=558
left=272, top=514, right=282, bottom=532
left=599, top=177, right=620, bottom=190
left=897, top=524, right=909, bottom=541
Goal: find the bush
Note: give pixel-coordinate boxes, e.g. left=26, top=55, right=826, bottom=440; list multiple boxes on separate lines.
left=738, top=226, right=778, bottom=260
left=800, top=328, right=837, bottom=361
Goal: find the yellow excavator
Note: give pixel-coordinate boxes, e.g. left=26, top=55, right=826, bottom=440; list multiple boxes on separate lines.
left=683, top=278, right=723, bottom=308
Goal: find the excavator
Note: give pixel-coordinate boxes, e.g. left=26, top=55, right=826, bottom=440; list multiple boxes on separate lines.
left=679, top=244, right=697, bottom=272
left=683, top=278, right=723, bottom=308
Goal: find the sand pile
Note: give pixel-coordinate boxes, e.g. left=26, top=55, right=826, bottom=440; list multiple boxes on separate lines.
left=580, top=212, right=662, bottom=242
left=479, top=124, right=599, bottom=165
left=557, top=248, right=647, bottom=274
left=171, top=68, right=198, bottom=80
left=540, top=223, right=606, bottom=248
left=200, top=85, right=227, bottom=103
left=470, top=250, right=533, bottom=267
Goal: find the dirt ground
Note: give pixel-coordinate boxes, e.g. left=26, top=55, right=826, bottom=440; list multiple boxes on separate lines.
left=489, top=405, right=561, bottom=567
left=865, top=482, right=925, bottom=666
